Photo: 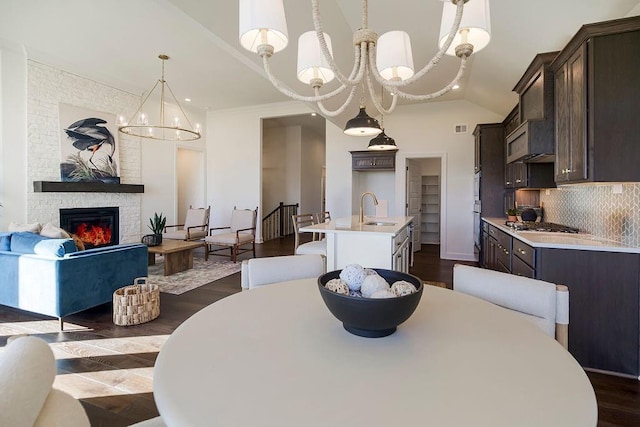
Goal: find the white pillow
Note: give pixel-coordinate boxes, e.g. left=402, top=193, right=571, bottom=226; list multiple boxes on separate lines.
left=40, top=223, right=71, bottom=239
left=8, top=222, right=42, bottom=233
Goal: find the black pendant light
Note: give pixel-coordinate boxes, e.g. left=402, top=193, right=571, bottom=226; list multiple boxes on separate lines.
left=368, top=129, right=397, bottom=150
left=343, top=106, right=382, bottom=137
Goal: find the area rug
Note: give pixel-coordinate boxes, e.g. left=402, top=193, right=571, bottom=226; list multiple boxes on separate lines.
left=147, top=255, right=241, bottom=295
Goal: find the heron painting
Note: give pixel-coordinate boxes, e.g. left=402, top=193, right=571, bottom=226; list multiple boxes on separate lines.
left=59, top=104, right=120, bottom=183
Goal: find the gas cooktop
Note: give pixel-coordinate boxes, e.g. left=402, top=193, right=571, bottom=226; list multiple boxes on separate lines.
left=505, top=221, right=580, bottom=233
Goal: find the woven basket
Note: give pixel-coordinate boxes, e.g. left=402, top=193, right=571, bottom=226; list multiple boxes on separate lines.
left=113, top=277, right=160, bottom=326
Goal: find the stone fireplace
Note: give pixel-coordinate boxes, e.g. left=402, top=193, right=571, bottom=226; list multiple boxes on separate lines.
left=25, top=61, right=143, bottom=244
left=60, top=207, right=119, bottom=248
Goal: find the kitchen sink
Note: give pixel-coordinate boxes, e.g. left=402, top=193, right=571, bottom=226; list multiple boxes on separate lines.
left=363, top=221, right=397, bottom=226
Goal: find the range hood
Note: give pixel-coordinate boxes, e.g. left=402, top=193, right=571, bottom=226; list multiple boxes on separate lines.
left=506, top=120, right=554, bottom=163
left=507, top=52, right=558, bottom=164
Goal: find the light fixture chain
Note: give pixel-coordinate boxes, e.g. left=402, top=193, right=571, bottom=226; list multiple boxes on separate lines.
left=361, top=0, right=368, bottom=29
left=311, top=0, right=362, bottom=87
left=365, top=68, right=397, bottom=116
left=392, top=56, right=468, bottom=102
left=315, top=85, right=358, bottom=117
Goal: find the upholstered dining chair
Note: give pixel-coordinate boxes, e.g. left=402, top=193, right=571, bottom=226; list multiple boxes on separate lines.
left=205, top=206, right=257, bottom=263
left=240, top=254, right=325, bottom=290
left=292, top=213, right=326, bottom=256
left=453, top=264, right=569, bottom=349
left=0, top=335, right=90, bottom=427
left=163, top=205, right=210, bottom=241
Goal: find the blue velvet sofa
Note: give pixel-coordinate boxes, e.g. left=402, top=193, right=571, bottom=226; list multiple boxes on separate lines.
left=0, top=231, right=148, bottom=330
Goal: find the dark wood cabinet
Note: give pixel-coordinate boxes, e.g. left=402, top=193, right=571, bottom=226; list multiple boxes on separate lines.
left=512, top=239, right=535, bottom=278
left=505, top=162, right=555, bottom=189
left=481, top=218, right=640, bottom=377
left=537, top=248, right=640, bottom=377
left=487, top=225, right=511, bottom=273
left=473, top=124, right=505, bottom=217
left=350, top=150, right=396, bottom=171
left=506, top=52, right=558, bottom=163
left=551, top=16, right=640, bottom=183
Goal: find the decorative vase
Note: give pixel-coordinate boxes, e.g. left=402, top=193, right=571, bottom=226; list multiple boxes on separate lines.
left=142, top=233, right=162, bottom=246
left=508, top=215, right=517, bottom=222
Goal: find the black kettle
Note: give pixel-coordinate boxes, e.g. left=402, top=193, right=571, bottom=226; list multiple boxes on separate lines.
left=521, top=208, right=538, bottom=222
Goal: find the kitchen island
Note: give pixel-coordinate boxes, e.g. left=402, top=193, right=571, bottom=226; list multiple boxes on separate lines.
left=300, top=216, right=413, bottom=273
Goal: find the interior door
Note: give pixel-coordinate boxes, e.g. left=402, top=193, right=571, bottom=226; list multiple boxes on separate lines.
left=406, top=159, right=422, bottom=253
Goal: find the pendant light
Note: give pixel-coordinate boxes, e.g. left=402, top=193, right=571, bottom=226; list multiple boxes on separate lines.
left=343, top=105, right=382, bottom=136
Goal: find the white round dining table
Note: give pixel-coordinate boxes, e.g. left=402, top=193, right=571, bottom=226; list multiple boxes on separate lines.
left=153, top=279, right=597, bottom=427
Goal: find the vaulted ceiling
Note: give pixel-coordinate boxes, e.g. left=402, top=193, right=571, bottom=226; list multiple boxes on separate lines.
left=1, top=0, right=638, bottom=129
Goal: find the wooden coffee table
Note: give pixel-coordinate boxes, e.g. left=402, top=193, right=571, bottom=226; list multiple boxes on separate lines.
left=147, top=240, right=206, bottom=276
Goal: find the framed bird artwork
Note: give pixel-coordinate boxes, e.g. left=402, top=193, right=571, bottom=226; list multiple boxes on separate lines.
left=59, top=103, right=120, bottom=183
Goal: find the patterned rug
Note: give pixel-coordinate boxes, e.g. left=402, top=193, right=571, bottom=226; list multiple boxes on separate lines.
left=147, top=254, right=241, bottom=295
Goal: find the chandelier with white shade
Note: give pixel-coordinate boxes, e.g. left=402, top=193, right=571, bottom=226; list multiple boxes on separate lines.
left=239, top=0, right=491, bottom=136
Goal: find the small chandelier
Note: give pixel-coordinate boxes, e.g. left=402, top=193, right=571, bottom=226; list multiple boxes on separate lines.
left=239, top=0, right=491, bottom=135
left=118, top=54, right=201, bottom=141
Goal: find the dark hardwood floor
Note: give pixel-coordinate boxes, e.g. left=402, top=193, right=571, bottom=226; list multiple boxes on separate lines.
left=0, top=236, right=638, bottom=426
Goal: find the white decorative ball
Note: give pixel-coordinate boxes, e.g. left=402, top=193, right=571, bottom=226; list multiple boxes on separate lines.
left=361, top=274, right=390, bottom=298
left=391, top=280, right=418, bottom=297
left=325, top=278, right=350, bottom=295
left=370, top=289, right=396, bottom=299
left=363, top=268, right=378, bottom=276
left=339, top=264, right=367, bottom=291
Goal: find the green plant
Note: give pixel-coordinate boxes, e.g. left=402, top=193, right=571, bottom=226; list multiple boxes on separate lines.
left=506, top=208, right=518, bottom=216
left=148, top=212, right=166, bottom=235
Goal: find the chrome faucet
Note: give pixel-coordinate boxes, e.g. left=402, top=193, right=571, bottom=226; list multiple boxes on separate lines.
left=359, top=191, right=379, bottom=223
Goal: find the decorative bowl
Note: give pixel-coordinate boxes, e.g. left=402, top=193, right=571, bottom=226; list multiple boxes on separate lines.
left=317, top=268, right=423, bottom=338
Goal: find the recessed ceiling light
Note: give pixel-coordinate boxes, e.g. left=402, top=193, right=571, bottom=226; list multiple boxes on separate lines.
left=452, top=84, right=460, bottom=90
left=184, top=98, right=192, bottom=102
left=311, top=112, right=317, bottom=116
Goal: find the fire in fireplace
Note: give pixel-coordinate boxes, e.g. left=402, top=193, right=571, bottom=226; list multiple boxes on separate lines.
left=60, top=207, right=119, bottom=249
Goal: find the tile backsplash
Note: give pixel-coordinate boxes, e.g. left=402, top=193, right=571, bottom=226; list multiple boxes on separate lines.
left=540, top=183, right=640, bottom=247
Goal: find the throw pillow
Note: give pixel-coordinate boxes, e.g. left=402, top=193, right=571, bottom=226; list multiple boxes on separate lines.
left=70, top=234, right=85, bottom=251
left=8, top=222, right=42, bottom=233
left=40, top=223, right=71, bottom=239
left=10, top=232, right=77, bottom=256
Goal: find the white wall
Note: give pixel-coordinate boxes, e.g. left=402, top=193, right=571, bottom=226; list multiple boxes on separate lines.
left=262, top=126, right=287, bottom=214
left=176, top=147, right=206, bottom=223
left=0, top=40, right=27, bottom=229
left=353, top=171, right=395, bottom=217
left=206, top=102, right=313, bottom=241
left=326, top=100, right=502, bottom=260
left=140, top=102, right=205, bottom=232
left=300, top=127, right=325, bottom=215
left=284, top=126, right=301, bottom=210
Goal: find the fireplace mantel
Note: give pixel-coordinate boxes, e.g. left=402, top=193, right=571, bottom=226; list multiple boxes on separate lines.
left=33, top=181, right=144, bottom=193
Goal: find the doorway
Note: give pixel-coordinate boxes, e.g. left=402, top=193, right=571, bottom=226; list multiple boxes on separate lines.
left=405, top=156, right=444, bottom=258
left=176, top=147, right=206, bottom=222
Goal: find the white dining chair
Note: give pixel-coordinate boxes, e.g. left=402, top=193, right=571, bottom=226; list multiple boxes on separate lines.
left=291, top=213, right=327, bottom=256
left=240, top=254, right=325, bottom=290
left=453, top=264, right=569, bottom=349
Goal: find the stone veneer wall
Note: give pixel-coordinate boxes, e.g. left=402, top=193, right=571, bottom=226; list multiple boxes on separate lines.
left=27, top=61, right=142, bottom=243
left=540, top=183, right=640, bottom=247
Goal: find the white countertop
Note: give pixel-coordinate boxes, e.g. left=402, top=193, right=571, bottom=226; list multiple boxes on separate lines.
left=300, top=215, right=413, bottom=236
left=483, top=217, right=640, bottom=254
